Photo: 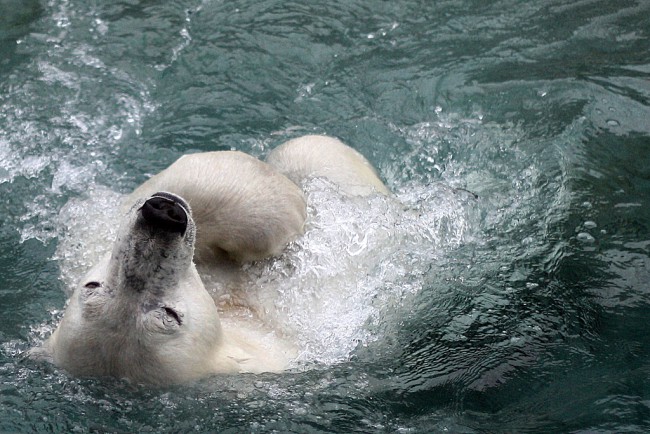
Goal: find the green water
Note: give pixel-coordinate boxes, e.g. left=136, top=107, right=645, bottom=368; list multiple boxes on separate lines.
left=1, top=0, right=650, bottom=432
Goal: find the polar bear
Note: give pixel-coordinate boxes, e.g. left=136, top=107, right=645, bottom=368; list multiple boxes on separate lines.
left=31, top=135, right=388, bottom=384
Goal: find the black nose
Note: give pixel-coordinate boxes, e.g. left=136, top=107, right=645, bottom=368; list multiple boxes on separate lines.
left=141, top=195, right=188, bottom=236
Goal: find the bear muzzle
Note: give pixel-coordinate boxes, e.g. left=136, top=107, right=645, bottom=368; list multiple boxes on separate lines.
left=140, top=193, right=188, bottom=236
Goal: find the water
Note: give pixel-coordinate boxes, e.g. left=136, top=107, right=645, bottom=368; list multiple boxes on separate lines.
left=1, top=0, right=650, bottom=431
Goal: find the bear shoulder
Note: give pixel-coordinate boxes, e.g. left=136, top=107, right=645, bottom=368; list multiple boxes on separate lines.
left=126, top=151, right=307, bottom=263
left=266, top=135, right=390, bottom=196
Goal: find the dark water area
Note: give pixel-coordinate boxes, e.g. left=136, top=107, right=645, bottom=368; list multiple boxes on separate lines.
left=1, top=0, right=650, bottom=432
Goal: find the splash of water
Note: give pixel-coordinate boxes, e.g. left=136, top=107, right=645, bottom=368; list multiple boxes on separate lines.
left=52, top=172, right=477, bottom=367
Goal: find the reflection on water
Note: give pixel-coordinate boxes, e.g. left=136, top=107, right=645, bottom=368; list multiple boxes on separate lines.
left=1, top=0, right=650, bottom=432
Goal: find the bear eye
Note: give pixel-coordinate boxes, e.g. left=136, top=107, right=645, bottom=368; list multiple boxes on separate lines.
left=84, top=281, right=101, bottom=289
left=163, top=307, right=182, bottom=326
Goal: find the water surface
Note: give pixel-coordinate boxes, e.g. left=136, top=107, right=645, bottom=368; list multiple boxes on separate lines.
left=1, top=0, right=650, bottom=432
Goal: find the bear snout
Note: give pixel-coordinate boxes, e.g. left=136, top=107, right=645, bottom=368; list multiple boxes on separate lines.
left=140, top=195, right=188, bottom=236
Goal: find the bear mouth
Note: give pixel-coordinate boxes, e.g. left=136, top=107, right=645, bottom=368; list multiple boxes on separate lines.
left=140, top=193, right=189, bottom=236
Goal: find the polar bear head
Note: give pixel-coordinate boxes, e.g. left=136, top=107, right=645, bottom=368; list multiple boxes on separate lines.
left=33, top=192, right=229, bottom=385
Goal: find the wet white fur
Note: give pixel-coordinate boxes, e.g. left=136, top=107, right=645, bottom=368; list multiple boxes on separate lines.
left=127, top=150, right=306, bottom=264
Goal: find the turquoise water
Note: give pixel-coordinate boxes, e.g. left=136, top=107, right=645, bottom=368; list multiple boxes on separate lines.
left=2, top=0, right=650, bottom=431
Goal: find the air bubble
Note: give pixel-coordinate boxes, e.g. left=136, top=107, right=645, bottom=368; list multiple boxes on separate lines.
left=576, top=232, right=595, bottom=243
left=583, top=221, right=597, bottom=229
